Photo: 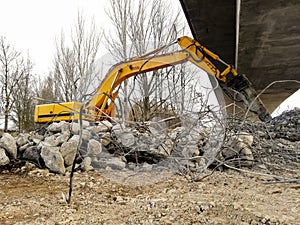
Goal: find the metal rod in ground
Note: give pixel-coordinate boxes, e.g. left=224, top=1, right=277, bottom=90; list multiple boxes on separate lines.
left=67, top=106, right=84, bottom=204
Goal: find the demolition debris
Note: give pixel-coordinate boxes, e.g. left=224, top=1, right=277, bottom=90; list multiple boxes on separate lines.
left=0, top=109, right=299, bottom=177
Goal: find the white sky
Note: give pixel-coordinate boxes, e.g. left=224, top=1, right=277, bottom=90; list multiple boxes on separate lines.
left=271, top=89, right=300, bottom=117
left=0, top=0, right=185, bottom=76
left=0, top=0, right=112, bottom=75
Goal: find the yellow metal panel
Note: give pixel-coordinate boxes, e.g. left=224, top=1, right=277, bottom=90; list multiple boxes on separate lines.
left=34, top=102, right=83, bottom=123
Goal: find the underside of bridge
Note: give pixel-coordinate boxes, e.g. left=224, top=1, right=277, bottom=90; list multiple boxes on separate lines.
left=179, top=0, right=300, bottom=112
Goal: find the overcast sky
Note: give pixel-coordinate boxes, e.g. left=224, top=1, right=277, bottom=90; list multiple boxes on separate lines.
left=0, top=0, right=186, bottom=76
left=0, top=0, right=116, bottom=75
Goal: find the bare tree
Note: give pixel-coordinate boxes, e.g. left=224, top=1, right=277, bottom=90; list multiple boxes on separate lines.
left=105, top=0, right=133, bottom=120
left=0, top=36, right=27, bottom=131
left=36, top=73, right=57, bottom=104
left=105, top=0, right=131, bottom=60
left=105, top=0, right=185, bottom=121
left=12, top=57, right=36, bottom=131
left=52, top=13, right=102, bottom=102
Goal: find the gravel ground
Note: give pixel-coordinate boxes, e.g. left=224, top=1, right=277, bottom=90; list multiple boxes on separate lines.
left=0, top=164, right=299, bottom=225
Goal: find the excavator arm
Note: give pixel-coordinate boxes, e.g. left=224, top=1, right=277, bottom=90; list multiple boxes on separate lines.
left=178, top=36, right=271, bottom=121
left=34, top=36, right=271, bottom=123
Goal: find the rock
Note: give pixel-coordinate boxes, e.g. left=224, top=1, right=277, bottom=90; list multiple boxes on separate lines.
left=240, top=147, right=254, bottom=161
left=32, top=137, right=43, bottom=145
left=19, top=142, right=34, bottom=153
left=157, top=138, right=173, bottom=156
left=56, top=130, right=71, bottom=145
left=43, top=130, right=71, bottom=147
left=69, top=135, right=80, bottom=144
left=221, top=143, right=238, bottom=160
left=238, top=132, right=254, bottom=146
left=44, top=135, right=60, bottom=147
left=81, top=129, right=91, bottom=142
left=236, top=133, right=254, bottom=162
left=146, top=147, right=168, bottom=163
left=114, top=130, right=135, bottom=148
left=71, top=121, right=90, bottom=135
left=137, top=162, right=153, bottom=172
left=0, top=133, right=17, bottom=159
left=31, top=133, right=44, bottom=141
left=115, top=196, right=123, bottom=202
left=47, top=121, right=70, bottom=133
left=187, top=161, right=197, bottom=171
left=81, top=157, right=94, bottom=171
left=87, top=139, right=102, bottom=157
left=105, top=157, right=126, bottom=170
left=71, top=123, right=80, bottom=135
left=41, top=146, right=65, bottom=174
left=182, top=145, right=199, bottom=158
left=100, top=132, right=112, bottom=146
left=89, top=121, right=113, bottom=133
left=95, top=156, right=126, bottom=170
left=16, top=133, right=30, bottom=147
left=193, top=157, right=206, bottom=169
left=37, top=140, right=56, bottom=151
left=21, top=146, right=44, bottom=167
left=0, top=148, right=10, bottom=166
left=59, top=121, right=71, bottom=132
left=221, top=132, right=254, bottom=162
left=111, top=123, right=125, bottom=131
left=60, top=140, right=77, bottom=166
left=221, top=143, right=238, bottom=159
left=46, top=123, right=60, bottom=133
left=81, top=120, right=91, bottom=129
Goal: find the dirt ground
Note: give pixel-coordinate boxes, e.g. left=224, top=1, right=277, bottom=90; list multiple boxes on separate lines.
left=0, top=164, right=299, bottom=225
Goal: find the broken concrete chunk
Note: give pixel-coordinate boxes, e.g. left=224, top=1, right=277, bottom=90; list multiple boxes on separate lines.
left=105, top=157, right=126, bottom=170
left=47, top=121, right=70, bottom=133
left=56, top=130, right=71, bottom=145
left=69, top=135, right=80, bottom=144
left=240, top=147, right=254, bottom=161
left=119, top=132, right=135, bottom=148
left=0, top=148, right=10, bottom=166
left=81, top=129, right=91, bottom=142
left=19, top=142, right=34, bottom=153
left=16, top=133, right=30, bottom=147
left=0, top=133, right=17, bottom=159
left=41, top=146, right=65, bottom=174
left=21, top=146, right=44, bottom=167
left=114, top=128, right=136, bottom=148
left=60, top=140, right=77, bottom=166
left=157, top=138, right=173, bottom=156
left=100, top=132, right=112, bottom=146
left=111, top=123, right=125, bottom=131
left=89, top=120, right=113, bottom=133
left=71, top=123, right=80, bottom=135
left=44, top=135, right=60, bottom=147
left=87, top=139, right=102, bottom=157
left=81, top=156, right=94, bottom=171
left=238, top=132, right=254, bottom=147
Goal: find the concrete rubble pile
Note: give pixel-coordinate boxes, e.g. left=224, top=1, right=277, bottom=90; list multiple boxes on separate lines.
left=0, top=109, right=299, bottom=174
left=0, top=119, right=210, bottom=174
left=220, top=108, right=300, bottom=173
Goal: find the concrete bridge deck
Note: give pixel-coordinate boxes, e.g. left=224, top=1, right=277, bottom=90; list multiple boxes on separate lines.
left=179, top=0, right=300, bottom=112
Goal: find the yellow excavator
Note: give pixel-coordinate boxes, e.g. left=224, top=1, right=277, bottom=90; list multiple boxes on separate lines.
left=34, top=36, right=271, bottom=123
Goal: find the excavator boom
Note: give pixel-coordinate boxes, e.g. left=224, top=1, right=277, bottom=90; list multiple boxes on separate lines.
left=34, top=36, right=271, bottom=123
